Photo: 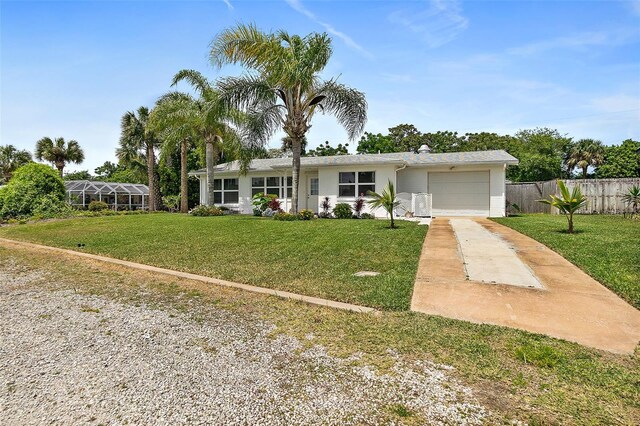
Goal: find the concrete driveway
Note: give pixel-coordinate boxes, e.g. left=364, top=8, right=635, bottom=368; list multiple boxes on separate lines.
left=410, top=218, right=640, bottom=354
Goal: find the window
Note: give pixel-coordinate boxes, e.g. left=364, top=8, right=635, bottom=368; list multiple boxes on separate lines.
left=309, top=177, right=319, bottom=196
left=338, top=171, right=375, bottom=197
left=213, top=178, right=239, bottom=204
left=251, top=176, right=293, bottom=198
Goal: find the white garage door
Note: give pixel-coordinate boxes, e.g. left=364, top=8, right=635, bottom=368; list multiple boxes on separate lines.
left=429, top=171, right=490, bottom=216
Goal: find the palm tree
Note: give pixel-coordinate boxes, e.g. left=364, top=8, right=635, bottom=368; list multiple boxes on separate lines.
left=0, top=145, right=32, bottom=184
left=119, top=107, right=162, bottom=211
left=565, top=139, right=605, bottom=179
left=538, top=180, right=587, bottom=233
left=210, top=24, right=367, bottom=213
left=169, top=69, right=247, bottom=206
left=367, top=180, right=401, bottom=229
left=150, top=92, right=200, bottom=213
left=34, top=137, right=84, bottom=177
left=622, top=185, right=640, bottom=218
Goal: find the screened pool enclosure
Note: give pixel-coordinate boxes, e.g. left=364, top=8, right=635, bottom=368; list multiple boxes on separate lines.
left=65, top=180, right=149, bottom=210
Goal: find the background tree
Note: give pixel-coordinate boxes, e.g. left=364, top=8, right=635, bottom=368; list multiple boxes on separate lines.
left=210, top=23, right=367, bottom=213
left=170, top=69, right=247, bottom=206
left=423, top=131, right=464, bottom=153
left=508, top=128, right=572, bottom=182
left=94, top=161, right=119, bottom=180
left=0, top=145, right=32, bottom=184
left=596, top=139, right=640, bottom=178
left=119, top=107, right=162, bottom=211
left=306, top=141, right=349, bottom=157
left=565, top=138, right=605, bottom=178
left=388, top=124, right=427, bottom=152
left=63, top=170, right=93, bottom=181
left=356, top=132, right=396, bottom=154
left=35, top=137, right=84, bottom=177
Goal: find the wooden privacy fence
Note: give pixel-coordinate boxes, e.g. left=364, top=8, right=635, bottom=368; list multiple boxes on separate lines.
left=506, top=178, right=640, bottom=214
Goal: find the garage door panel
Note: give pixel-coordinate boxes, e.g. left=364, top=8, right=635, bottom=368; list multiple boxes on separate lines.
left=429, top=171, right=490, bottom=216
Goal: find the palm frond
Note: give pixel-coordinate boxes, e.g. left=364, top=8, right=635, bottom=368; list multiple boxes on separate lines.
left=313, top=79, right=367, bottom=140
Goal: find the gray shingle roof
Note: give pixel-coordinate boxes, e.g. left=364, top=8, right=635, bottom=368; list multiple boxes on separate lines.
left=189, top=150, right=518, bottom=175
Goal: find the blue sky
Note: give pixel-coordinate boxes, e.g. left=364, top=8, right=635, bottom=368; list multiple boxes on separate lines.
left=2, top=0, right=639, bottom=173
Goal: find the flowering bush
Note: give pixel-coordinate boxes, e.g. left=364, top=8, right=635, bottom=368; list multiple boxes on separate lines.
left=190, top=205, right=224, bottom=217
left=298, top=209, right=314, bottom=220
left=252, top=192, right=281, bottom=216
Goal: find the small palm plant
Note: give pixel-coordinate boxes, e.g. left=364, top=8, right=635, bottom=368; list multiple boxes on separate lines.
left=538, top=180, right=587, bottom=234
left=367, top=180, right=401, bottom=228
left=622, top=185, right=640, bottom=218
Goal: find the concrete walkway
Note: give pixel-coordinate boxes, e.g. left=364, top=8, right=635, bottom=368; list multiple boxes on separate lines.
left=0, top=238, right=375, bottom=314
left=410, top=218, right=640, bottom=354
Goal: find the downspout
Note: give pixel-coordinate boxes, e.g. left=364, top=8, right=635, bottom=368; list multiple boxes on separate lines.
left=394, top=163, right=408, bottom=217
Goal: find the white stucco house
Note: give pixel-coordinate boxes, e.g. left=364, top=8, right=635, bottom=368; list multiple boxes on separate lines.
left=189, top=149, right=518, bottom=218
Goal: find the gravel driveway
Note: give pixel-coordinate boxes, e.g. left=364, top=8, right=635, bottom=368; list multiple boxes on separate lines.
left=1, top=259, right=486, bottom=425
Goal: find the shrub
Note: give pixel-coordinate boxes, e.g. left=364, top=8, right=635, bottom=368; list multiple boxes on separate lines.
left=298, top=209, right=314, bottom=220
left=0, top=163, right=65, bottom=219
left=190, top=205, right=224, bottom=217
left=88, top=200, right=109, bottom=211
left=162, top=195, right=180, bottom=213
left=353, top=197, right=365, bottom=217
left=321, top=196, right=331, bottom=216
left=273, top=212, right=298, bottom=221
left=252, top=192, right=279, bottom=216
left=333, top=203, right=353, bottom=219
left=267, top=198, right=281, bottom=211
left=360, top=213, right=375, bottom=219
left=32, top=194, right=74, bottom=219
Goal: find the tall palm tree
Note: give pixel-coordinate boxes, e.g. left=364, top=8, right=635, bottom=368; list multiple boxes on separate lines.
left=565, top=139, right=605, bottom=179
left=150, top=92, right=201, bottom=213
left=119, top=107, right=162, bottom=211
left=210, top=24, right=368, bottom=213
left=0, top=145, right=32, bottom=184
left=169, top=69, right=247, bottom=206
left=34, top=137, right=84, bottom=177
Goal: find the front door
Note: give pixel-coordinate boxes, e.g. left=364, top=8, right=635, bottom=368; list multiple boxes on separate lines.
left=307, top=175, right=319, bottom=212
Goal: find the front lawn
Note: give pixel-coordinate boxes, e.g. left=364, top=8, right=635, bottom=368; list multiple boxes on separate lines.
left=493, top=214, right=640, bottom=309
left=0, top=214, right=427, bottom=310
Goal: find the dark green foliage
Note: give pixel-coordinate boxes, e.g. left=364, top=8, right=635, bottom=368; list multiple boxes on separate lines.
left=64, top=170, right=93, bottom=181
left=190, top=205, right=223, bottom=216
left=88, top=201, right=109, bottom=212
left=273, top=212, right=298, bottom=221
left=94, top=161, right=119, bottom=180
left=0, top=144, right=33, bottom=184
left=306, top=141, right=349, bottom=157
left=597, top=139, right=640, bottom=178
left=356, top=132, right=396, bottom=154
left=360, top=213, right=375, bottom=219
left=333, top=203, right=353, bottom=219
left=0, top=163, right=66, bottom=219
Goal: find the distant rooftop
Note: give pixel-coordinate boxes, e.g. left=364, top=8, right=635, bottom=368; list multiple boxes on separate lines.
left=189, top=150, right=518, bottom=174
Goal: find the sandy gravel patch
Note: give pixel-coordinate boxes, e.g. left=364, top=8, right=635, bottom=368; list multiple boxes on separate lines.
left=1, top=259, right=486, bottom=425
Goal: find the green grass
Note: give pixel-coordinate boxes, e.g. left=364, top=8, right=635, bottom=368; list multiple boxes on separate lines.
left=493, top=214, right=640, bottom=309
left=0, top=214, right=427, bottom=310
left=3, top=246, right=638, bottom=425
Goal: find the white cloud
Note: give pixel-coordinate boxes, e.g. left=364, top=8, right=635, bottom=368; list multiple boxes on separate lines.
left=388, top=0, right=468, bottom=48
left=507, top=28, right=639, bottom=56
left=222, top=0, right=233, bottom=11
left=284, top=0, right=373, bottom=59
